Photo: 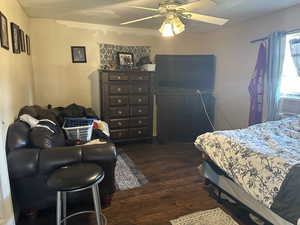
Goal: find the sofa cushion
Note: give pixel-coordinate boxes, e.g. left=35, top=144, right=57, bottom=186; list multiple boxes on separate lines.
left=30, top=127, right=65, bottom=149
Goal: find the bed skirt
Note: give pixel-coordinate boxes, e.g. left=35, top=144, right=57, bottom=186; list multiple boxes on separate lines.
left=200, top=161, right=295, bottom=225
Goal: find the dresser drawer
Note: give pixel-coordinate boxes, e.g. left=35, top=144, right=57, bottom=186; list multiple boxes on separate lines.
left=109, top=96, right=128, bottom=106
left=129, top=127, right=150, bottom=138
left=109, top=119, right=129, bottom=129
left=129, top=117, right=148, bottom=127
left=110, top=129, right=129, bottom=140
left=109, top=85, right=129, bottom=94
left=129, top=96, right=148, bottom=105
left=130, top=106, right=148, bottom=116
left=130, top=85, right=149, bottom=94
left=130, top=74, right=149, bottom=81
left=109, top=107, right=129, bottom=118
left=109, top=73, right=129, bottom=81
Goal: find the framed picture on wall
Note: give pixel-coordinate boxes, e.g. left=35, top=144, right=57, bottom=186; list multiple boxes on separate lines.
left=0, top=12, right=9, bottom=50
left=19, top=29, right=26, bottom=52
left=71, top=46, right=87, bottom=63
left=10, top=23, right=20, bottom=54
left=26, top=34, right=30, bottom=55
left=117, top=52, right=134, bottom=66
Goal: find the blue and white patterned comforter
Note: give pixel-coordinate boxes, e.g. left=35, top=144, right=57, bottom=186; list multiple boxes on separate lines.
left=195, top=115, right=300, bottom=208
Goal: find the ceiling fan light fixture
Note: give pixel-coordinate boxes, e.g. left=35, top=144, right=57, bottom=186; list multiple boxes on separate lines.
left=159, top=16, right=184, bottom=37
left=159, top=21, right=175, bottom=37
left=172, top=16, right=185, bottom=35
left=123, top=0, right=229, bottom=37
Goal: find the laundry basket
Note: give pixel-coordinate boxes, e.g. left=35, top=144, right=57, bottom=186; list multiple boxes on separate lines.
left=63, top=118, right=94, bottom=142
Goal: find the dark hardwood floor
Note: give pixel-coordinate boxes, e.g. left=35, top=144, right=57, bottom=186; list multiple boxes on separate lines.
left=18, top=142, right=255, bottom=225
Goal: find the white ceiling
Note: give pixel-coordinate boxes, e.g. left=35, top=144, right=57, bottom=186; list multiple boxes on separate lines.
left=19, top=0, right=300, bottom=32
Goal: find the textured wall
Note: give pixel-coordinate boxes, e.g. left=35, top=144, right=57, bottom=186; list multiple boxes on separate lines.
left=99, top=43, right=151, bottom=68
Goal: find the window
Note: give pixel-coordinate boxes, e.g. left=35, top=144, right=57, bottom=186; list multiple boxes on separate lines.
left=280, top=34, right=300, bottom=97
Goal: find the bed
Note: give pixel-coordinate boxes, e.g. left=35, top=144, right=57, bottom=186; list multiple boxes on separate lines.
left=195, top=115, right=300, bottom=225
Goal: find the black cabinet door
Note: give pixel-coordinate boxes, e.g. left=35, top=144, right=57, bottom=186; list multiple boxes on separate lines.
left=157, top=93, right=214, bottom=143
left=157, top=95, right=186, bottom=143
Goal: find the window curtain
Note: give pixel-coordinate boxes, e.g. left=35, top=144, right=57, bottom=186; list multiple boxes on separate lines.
left=248, top=42, right=267, bottom=125
left=289, top=38, right=300, bottom=76
left=266, top=32, right=286, bottom=121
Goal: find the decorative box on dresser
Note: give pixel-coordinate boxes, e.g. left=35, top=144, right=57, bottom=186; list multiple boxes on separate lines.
left=99, top=70, right=154, bottom=142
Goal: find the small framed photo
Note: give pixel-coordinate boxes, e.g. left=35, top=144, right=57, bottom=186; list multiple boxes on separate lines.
left=71, top=46, right=87, bottom=63
left=117, top=52, right=134, bottom=66
left=26, top=34, right=30, bottom=55
left=0, top=12, right=9, bottom=50
left=19, top=29, right=25, bottom=52
left=11, top=23, right=20, bottom=54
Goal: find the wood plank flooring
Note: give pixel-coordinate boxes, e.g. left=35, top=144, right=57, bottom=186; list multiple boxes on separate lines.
left=18, top=142, right=254, bottom=225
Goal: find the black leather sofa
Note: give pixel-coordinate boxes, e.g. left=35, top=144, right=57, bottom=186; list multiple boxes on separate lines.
left=6, top=105, right=117, bottom=219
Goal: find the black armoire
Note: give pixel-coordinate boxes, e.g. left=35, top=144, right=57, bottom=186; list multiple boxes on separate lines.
left=156, top=54, right=215, bottom=143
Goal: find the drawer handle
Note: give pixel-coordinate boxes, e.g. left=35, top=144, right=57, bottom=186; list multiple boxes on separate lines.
left=117, top=99, right=122, bottom=103
left=138, top=109, right=142, bottom=113
left=118, top=122, right=122, bottom=126
left=118, top=110, right=122, bottom=114
left=138, top=98, right=142, bottom=102
left=117, top=76, right=121, bottom=80
left=117, top=88, right=121, bottom=92
left=138, top=120, right=142, bottom=124
left=138, top=87, right=142, bottom=92
left=138, top=130, right=142, bottom=135
left=138, top=76, right=143, bottom=80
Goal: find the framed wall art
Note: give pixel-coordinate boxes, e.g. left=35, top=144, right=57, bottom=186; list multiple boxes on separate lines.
left=117, top=52, right=134, bottom=66
left=26, top=34, right=30, bottom=55
left=71, top=46, right=87, bottom=63
left=0, top=12, right=9, bottom=50
left=19, top=29, right=25, bottom=52
left=11, top=23, right=20, bottom=54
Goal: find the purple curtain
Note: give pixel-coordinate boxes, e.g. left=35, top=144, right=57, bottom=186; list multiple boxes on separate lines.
left=248, top=42, right=267, bottom=125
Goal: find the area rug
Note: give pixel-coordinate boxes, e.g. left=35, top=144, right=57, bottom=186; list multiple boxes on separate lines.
left=170, top=208, right=239, bottom=225
left=115, top=151, right=148, bottom=191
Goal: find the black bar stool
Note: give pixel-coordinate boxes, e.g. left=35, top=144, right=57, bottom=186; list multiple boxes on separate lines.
left=47, top=163, right=107, bottom=225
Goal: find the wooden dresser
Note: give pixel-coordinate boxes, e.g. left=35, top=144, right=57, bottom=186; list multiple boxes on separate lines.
left=99, top=70, right=154, bottom=142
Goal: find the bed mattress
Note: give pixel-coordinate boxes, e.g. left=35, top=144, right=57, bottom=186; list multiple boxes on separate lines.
left=195, top=115, right=300, bottom=224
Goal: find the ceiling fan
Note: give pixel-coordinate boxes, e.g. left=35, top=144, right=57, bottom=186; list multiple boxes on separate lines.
left=120, top=0, right=229, bottom=37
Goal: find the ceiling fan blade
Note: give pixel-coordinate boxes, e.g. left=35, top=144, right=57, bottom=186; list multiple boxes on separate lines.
left=176, top=0, right=216, bottom=11
left=185, top=13, right=229, bottom=25
left=128, top=6, right=159, bottom=12
left=120, top=14, right=162, bottom=25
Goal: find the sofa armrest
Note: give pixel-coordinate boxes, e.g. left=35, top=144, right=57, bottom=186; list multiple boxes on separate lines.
left=81, top=143, right=117, bottom=195
left=8, top=143, right=117, bottom=182
left=7, top=148, right=40, bottom=179
left=81, top=143, right=117, bottom=163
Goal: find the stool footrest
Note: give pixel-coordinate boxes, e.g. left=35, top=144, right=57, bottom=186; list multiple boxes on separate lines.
left=60, top=210, right=107, bottom=225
